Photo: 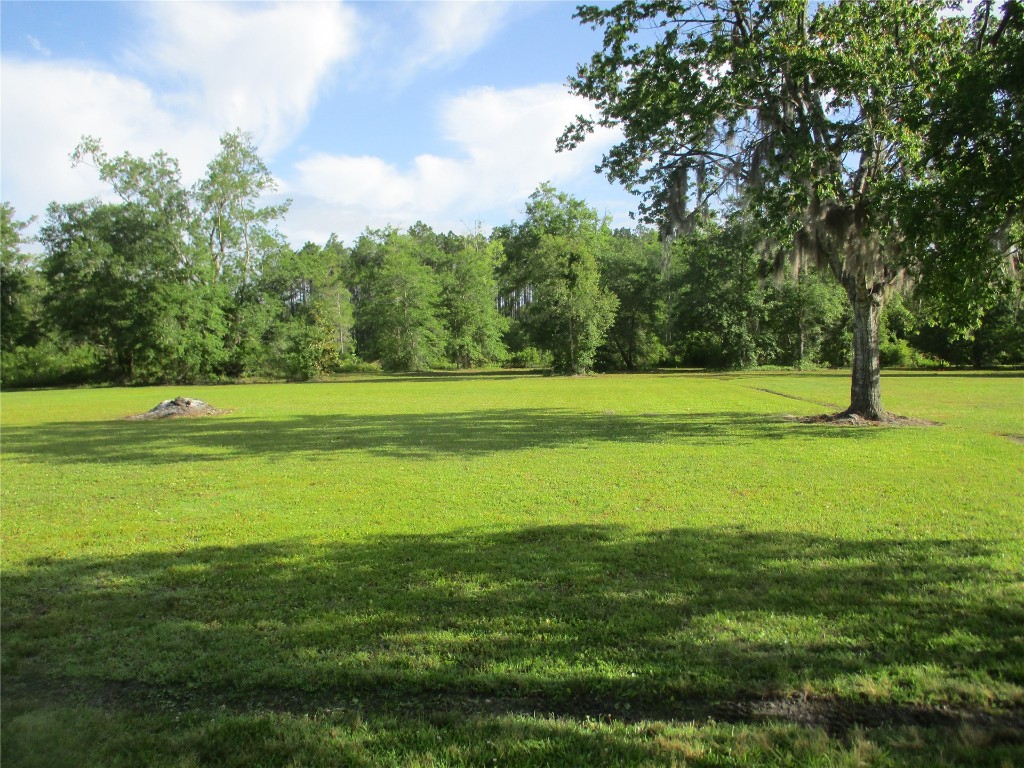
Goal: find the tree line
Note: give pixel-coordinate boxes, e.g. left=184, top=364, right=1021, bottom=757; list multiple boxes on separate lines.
left=2, top=157, right=1020, bottom=389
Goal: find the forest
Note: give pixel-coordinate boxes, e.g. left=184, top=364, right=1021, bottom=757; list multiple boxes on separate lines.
left=1, top=137, right=1020, bottom=390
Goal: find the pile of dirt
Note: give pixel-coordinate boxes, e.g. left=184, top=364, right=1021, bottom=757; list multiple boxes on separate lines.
left=128, top=397, right=229, bottom=420
left=783, top=412, right=941, bottom=427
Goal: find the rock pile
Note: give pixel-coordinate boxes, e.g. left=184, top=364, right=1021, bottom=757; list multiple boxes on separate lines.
left=129, top=397, right=228, bottom=420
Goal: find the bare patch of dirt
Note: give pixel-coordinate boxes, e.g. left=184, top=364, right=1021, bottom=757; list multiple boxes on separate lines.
left=127, top=397, right=230, bottom=420
left=999, top=433, right=1024, bottom=444
left=783, top=412, right=942, bottom=427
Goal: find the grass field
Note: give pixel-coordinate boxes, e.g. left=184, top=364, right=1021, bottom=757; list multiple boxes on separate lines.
left=2, top=371, right=1022, bottom=766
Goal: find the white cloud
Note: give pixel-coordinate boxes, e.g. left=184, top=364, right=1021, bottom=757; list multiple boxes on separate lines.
left=1, top=2, right=359, bottom=227
left=398, top=1, right=512, bottom=78
left=289, top=84, right=621, bottom=242
left=133, top=1, right=359, bottom=154
left=441, top=84, right=614, bottom=201
left=0, top=2, right=631, bottom=249
left=0, top=59, right=215, bottom=221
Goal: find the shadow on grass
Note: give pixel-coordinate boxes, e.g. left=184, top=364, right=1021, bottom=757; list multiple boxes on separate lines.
left=1, top=408, right=874, bottom=465
left=3, top=526, right=1021, bottom=728
left=325, top=369, right=548, bottom=383
left=877, top=370, right=1024, bottom=378
left=709, top=370, right=1024, bottom=379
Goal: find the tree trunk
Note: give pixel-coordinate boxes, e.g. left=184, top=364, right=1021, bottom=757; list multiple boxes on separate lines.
left=845, top=285, right=887, bottom=420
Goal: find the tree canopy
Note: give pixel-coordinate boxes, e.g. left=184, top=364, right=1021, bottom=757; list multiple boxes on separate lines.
left=561, top=0, right=1021, bottom=418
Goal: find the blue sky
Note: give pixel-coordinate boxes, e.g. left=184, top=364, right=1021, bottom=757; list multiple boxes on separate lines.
left=1, top=1, right=635, bottom=246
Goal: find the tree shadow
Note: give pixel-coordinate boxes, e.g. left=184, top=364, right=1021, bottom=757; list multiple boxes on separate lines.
left=3, top=525, right=1020, bottom=727
left=874, top=370, right=1024, bottom=378
left=304, top=369, right=548, bottom=386
left=715, top=370, right=1024, bottom=379
left=0, top=408, right=874, bottom=466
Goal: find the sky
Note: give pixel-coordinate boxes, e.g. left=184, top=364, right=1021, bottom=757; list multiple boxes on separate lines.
left=0, top=0, right=636, bottom=248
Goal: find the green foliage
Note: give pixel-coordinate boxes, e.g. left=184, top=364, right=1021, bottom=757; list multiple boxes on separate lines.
left=562, top=0, right=983, bottom=417
left=0, top=340, right=103, bottom=389
left=10, top=95, right=1023, bottom=385
left=763, top=271, right=850, bottom=369
left=596, top=228, right=667, bottom=370
left=222, top=287, right=281, bottom=379
left=504, top=345, right=552, bottom=369
left=815, top=309, right=853, bottom=369
left=317, top=235, right=357, bottom=362
left=436, top=235, right=509, bottom=368
left=71, top=137, right=190, bottom=230
left=878, top=292, right=918, bottom=368
left=272, top=308, right=341, bottom=381
left=498, top=185, right=619, bottom=374
left=253, top=239, right=354, bottom=380
left=904, top=1, right=1023, bottom=333
left=970, top=270, right=1024, bottom=365
left=196, top=129, right=291, bottom=285
left=671, top=219, right=765, bottom=370
left=563, top=0, right=961, bottom=238
left=406, top=222, right=509, bottom=369
left=0, top=203, right=43, bottom=353
left=22, top=132, right=318, bottom=385
left=40, top=201, right=224, bottom=383
left=910, top=270, right=1024, bottom=367
left=527, top=232, right=618, bottom=374
left=358, top=232, right=446, bottom=372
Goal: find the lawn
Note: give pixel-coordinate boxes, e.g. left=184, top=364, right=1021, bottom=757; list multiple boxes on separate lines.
left=2, top=371, right=1022, bottom=767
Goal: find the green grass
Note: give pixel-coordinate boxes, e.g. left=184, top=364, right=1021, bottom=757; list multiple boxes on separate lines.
left=2, top=371, right=1022, bottom=766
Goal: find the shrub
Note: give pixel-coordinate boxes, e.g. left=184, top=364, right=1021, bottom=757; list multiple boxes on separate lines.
left=0, top=341, right=104, bottom=389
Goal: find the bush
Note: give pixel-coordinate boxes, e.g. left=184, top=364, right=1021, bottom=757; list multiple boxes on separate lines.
left=1, top=341, right=104, bottom=389
left=333, top=359, right=383, bottom=375
left=880, top=337, right=916, bottom=368
left=505, top=346, right=552, bottom=369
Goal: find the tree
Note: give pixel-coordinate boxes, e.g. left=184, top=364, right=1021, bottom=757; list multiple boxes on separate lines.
left=71, top=138, right=191, bottom=250
left=319, top=235, right=357, bottom=362
left=196, top=129, right=290, bottom=284
left=67, top=137, right=234, bottom=381
left=597, top=228, right=667, bottom=370
left=498, top=184, right=618, bottom=374
left=40, top=200, right=223, bottom=382
left=400, top=222, right=507, bottom=368
left=764, top=270, right=850, bottom=369
left=1, top=203, right=43, bottom=352
left=670, top=216, right=766, bottom=370
left=909, top=267, right=1024, bottom=367
left=358, top=232, right=446, bottom=372
left=904, top=1, right=1022, bottom=336
left=256, top=238, right=357, bottom=379
left=530, top=231, right=618, bottom=374
left=436, top=234, right=509, bottom=368
left=561, top=0, right=968, bottom=418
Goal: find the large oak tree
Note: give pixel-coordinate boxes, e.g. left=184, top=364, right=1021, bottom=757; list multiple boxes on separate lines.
left=560, top=0, right=1006, bottom=419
